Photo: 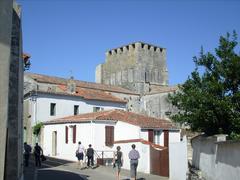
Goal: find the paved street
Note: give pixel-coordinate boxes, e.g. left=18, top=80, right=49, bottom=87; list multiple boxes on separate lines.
left=24, top=156, right=169, bottom=180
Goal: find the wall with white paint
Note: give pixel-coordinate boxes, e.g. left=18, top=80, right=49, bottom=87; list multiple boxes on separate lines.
left=192, top=135, right=240, bottom=180
left=169, top=130, right=181, bottom=143
left=169, top=136, right=188, bottom=180
left=26, top=93, right=125, bottom=126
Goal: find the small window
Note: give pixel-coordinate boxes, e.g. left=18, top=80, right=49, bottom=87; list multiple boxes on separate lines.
left=154, top=130, right=161, bottom=144
left=93, top=107, right=101, bottom=112
left=50, top=103, right=56, bottom=116
left=74, top=105, right=79, bottom=115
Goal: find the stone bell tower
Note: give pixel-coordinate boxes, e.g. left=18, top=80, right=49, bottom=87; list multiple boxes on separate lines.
left=96, top=42, right=169, bottom=94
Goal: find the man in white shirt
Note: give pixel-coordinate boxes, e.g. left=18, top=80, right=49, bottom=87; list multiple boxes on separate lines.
left=76, top=141, right=85, bottom=169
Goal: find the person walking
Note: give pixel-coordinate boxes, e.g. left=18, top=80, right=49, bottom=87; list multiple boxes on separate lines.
left=113, top=146, right=123, bottom=180
left=24, top=142, right=32, bottom=167
left=34, top=143, right=43, bottom=167
left=86, top=144, right=94, bottom=168
left=128, top=144, right=140, bottom=180
left=76, top=141, right=85, bottom=169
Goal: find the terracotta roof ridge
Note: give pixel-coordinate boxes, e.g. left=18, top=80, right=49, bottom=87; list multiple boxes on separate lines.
left=31, top=90, right=126, bottom=103
left=25, top=72, right=139, bottom=95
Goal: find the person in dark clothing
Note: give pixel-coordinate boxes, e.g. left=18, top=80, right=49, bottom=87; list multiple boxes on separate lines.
left=34, top=143, right=43, bottom=167
left=113, top=146, right=123, bottom=180
left=24, top=142, right=32, bottom=167
left=86, top=144, right=94, bottom=168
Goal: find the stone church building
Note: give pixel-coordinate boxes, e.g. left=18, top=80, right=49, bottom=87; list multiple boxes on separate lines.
left=96, top=41, right=178, bottom=119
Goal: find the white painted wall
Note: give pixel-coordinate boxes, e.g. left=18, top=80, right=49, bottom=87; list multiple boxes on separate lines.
left=43, top=120, right=140, bottom=161
left=43, top=120, right=181, bottom=175
left=28, top=93, right=125, bottom=125
left=115, top=121, right=140, bottom=140
left=43, top=123, right=93, bottom=161
left=169, top=136, right=188, bottom=180
left=43, top=120, right=150, bottom=174
left=140, top=130, right=148, bottom=141
left=169, top=130, right=181, bottom=143
left=192, top=135, right=240, bottom=180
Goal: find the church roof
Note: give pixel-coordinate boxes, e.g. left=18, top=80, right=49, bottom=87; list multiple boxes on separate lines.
left=25, top=72, right=139, bottom=95
left=44, top=109, right=176, bottom=130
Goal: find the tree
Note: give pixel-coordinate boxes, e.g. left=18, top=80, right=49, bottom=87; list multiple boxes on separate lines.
left=168, top=32, right=240, bottom=138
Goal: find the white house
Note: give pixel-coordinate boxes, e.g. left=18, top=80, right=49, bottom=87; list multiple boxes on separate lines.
left=43, top=109, right=180, bottom=177
left=24, top=73, right=131, bottom=145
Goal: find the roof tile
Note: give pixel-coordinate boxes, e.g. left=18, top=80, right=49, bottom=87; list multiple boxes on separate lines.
left=44, top=109, right=176, bottom=129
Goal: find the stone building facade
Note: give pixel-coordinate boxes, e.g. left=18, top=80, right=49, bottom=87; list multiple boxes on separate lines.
left=96, top=42, right=178, bottom=120
left=96, top=42, right=169, bottom=94
left=0, top=1, right=24, bottom=180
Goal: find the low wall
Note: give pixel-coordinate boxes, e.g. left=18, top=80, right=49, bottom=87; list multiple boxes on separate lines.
left=192, top=135, right=240, bottom=180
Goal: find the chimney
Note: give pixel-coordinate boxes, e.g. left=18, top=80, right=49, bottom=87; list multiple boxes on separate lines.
left=67, top=76, right=76, bottom=94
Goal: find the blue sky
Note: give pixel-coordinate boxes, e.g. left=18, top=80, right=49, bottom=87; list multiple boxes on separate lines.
left=19, top=0, right=240, bottom=85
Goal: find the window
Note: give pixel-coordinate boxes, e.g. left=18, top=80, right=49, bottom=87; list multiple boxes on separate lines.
left=105, top=126, right=114, bottom=146
left=74, top=105, right=79, bottom=115
left=50, top=103, right=56, bottom=116
left=93, top=107, right=101, bottom=112
left=69, top=125, right=76, bottom=144
left=154, top=130, right=162, bottom=145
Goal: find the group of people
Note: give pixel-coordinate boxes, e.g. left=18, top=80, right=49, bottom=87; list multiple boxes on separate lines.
left=23, top=142, right=44, bottom=167
left=76, top=142, right=140, bottom=180
left=113, top=144, right=140, bottom=180
left=75, top=141, right=95, bottom=169
left=25, top=141, right=140, bottom=179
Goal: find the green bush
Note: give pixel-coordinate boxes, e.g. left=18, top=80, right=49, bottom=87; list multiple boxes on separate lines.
left=33, top=122, right=43, bottom=136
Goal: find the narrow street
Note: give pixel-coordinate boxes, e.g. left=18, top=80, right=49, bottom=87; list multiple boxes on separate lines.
left=24, top=156, right=168, bottom=180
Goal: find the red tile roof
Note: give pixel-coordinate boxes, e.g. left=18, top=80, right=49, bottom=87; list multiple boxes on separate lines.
left=35, top=89, right=127, bottom=103
left=44, top=109, right=176, bottom=130
left=25, top=72, right=138, bottom=95
left=56, top=85, right=127, bottom=103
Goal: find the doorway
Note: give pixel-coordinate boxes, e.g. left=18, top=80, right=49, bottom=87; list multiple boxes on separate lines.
left=52, top=131, right=57, bottom=156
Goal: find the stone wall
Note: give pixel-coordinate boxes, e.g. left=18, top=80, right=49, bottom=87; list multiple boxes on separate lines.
left=0, top=1, right=24, bottom=180
left=0, top=1, right=13, bottom=179
left=96, top=42, right=169, bottom=94
left=140, top=92, right=178, bottom=120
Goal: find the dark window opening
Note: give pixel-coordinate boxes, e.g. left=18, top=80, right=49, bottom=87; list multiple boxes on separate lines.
left=50, top=103, right=56, bottom=116
left=74, top=105, right=79, bottom=115
left=93, top=107, right=101, bottom=112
